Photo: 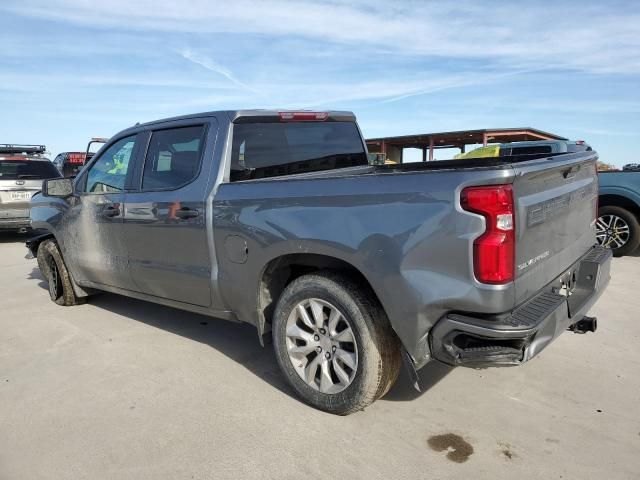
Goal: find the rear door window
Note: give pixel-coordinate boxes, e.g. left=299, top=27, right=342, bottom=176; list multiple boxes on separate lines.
left=230, top=121, right=367, bottom=181
left=0, top=160, right=61, bottom=180
left=141, top=125, right=206, bottom=190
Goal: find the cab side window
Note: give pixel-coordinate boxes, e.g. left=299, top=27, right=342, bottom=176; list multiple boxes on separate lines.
left=84, top=136, right=136, bottom=193
left=141, top=125, right=206, bottom=190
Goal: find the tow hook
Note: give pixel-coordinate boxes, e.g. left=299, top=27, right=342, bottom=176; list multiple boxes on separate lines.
left=568, top=316, right=597, bottom=334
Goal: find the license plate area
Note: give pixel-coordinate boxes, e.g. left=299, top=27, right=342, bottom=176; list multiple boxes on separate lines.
left=555, top=269, right=578, bottom=298
left=9, top=191, right=32, bottom=201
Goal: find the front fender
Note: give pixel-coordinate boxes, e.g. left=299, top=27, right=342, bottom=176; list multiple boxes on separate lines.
left=25, top=232, right=54, bottom=258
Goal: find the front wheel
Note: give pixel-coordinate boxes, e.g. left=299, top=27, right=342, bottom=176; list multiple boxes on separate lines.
left=596, top=206, right=640, bottom=257
left=37, top=239, right=84, bottom=306
left=272, top=272, right=401, bottom=415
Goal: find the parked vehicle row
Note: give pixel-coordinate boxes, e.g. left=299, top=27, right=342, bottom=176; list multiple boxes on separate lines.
left=27, top=110, right=610, bottom=414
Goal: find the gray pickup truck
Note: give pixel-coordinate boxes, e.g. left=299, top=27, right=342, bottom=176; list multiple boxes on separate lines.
left=27, top=110, right=611, bottom=415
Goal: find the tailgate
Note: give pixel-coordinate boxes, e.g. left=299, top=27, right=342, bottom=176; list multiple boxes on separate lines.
left=511, top=152, right=598, bottom=305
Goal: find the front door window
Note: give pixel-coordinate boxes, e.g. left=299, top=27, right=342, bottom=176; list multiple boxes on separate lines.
left=84, top=136, right=136, bottom=193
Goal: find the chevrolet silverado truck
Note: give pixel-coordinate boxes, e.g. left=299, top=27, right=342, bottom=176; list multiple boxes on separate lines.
left=597, top=170, right=640, bottom=256
left=27, top=110, right=611, bottom=415
left=0, top=144, right=60, bottom=233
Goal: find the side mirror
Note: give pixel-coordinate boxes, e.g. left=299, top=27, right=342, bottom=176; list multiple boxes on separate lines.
left=43, top=178, right=74, bottom=198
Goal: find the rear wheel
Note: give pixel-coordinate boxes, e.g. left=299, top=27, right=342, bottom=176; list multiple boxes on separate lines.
left=37, top=239, right=84, bottom=306
left=272, top=271, right=401, bottom=415
left=596, top=206, right=640, bottom=257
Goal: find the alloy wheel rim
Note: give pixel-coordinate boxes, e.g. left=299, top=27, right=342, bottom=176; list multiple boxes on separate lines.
left=48, top=257, right=60, bottom=300
left=285, top=298, right=358, bottom=394
left=596, top=214, right=630, bottom=249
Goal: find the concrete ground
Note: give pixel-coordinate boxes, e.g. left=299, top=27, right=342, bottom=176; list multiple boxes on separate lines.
left=0, top=233, right=638, bottom=480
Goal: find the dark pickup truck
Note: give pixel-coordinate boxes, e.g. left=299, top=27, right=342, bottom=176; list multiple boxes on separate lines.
left=28, top=110, right=611, bottom=414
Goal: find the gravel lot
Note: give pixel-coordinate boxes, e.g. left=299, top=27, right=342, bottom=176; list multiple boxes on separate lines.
left=1, top=233, right=639, bottom=480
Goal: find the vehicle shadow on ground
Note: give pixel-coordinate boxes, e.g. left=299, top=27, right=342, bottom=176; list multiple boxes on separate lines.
left=28, top=267, right=49, bottom=289
left=28, top=267, right=453, bottom=404
left=27, top=268, right=296, bottom=400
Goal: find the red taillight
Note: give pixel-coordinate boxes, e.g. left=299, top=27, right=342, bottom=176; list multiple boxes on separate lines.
left=279, top=111, right=329, bottom=121
left=461, top=184, right=515, bottom=284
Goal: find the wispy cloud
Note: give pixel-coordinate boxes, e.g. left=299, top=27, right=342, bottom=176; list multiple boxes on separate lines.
left=0, top=72, right=239, bottom=92
left=379, top=67, right=552, bottom=104
left=178, top=49, right=259, bottom=94
left=2, top=0, right=640, bottom=74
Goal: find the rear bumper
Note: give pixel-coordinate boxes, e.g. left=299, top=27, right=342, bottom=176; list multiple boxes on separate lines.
left=0, top=217, right=31, bottom=230
left=429, top=245, right=612, bottom=367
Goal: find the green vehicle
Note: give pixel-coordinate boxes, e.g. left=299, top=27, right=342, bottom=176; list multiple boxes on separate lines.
left=455, top=140, right=592, bottom=159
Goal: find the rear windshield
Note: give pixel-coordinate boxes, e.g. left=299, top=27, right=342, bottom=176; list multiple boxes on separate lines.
left=0, top=160, right=61, bottom=180
left=230, top=121, right=367, bottom=181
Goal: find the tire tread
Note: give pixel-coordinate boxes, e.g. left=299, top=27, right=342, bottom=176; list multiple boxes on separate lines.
left=38, top=239, right=84, bottom=306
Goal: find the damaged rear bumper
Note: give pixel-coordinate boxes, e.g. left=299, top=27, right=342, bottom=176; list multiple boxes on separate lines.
left=429, top=246, right=612, bottom=367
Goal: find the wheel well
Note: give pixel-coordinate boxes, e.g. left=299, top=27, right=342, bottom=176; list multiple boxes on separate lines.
left=30, top=232, right=93, bottom=299
left=257, top=254, right=381, bottom=336
left=26, top=231, right=55, bottom=257
left=599, top=195, right=640, bottom=218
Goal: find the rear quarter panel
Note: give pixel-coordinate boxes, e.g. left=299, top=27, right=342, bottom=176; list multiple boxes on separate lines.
left=212, top=167, right=515, bottom=362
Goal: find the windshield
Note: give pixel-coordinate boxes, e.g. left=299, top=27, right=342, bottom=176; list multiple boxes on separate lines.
left=0, top=160, right=61, bottom=180
left=230, top=121, right=367, bottom=181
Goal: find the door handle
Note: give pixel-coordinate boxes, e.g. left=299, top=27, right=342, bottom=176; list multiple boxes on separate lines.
left=102, top=205, right=120, bottom=218
left=175, top=207, right=199, bottom=220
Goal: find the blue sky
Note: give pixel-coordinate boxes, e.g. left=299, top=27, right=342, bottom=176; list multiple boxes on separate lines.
left=1, top=0, right=639, bottom=165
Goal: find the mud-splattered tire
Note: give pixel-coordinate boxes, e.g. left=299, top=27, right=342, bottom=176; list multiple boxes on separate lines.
left=37, top=239, right=84, bottom=306
left=272, top=271, right=401, bottom=415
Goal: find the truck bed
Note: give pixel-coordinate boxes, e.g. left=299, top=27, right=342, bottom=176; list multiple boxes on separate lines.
left=214, top=150, right=599, bottom=363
